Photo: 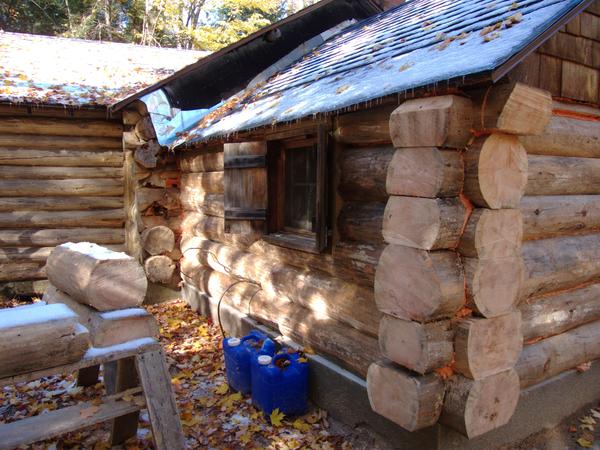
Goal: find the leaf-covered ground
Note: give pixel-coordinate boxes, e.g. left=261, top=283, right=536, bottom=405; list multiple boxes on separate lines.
left=0, top=299, right=355, bottom=449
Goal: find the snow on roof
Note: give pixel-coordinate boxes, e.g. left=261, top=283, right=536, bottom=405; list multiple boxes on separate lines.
left=173, top=0, right=584, bottom=146
left=0, top=31, right=208, bottom=107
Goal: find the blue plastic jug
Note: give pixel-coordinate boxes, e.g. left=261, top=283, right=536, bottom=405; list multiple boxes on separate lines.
left=223, top=330, right=275, bottom=394
left=251, top=352, right=309, bottom=417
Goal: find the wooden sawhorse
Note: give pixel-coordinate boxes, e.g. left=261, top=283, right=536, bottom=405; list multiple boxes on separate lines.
left=0, top=339, right=184, bottom=450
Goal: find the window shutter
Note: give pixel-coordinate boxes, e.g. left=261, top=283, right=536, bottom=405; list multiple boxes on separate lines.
left=224, top=141, right=267, bottom=235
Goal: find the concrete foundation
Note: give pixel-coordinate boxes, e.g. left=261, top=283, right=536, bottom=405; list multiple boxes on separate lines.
left=183, top=281, right=600, bottom=449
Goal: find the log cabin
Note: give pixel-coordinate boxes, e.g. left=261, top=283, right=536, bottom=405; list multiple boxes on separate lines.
left=112, top=0, right=600, bottom=446
left=0, top=32, right=206, bottom=300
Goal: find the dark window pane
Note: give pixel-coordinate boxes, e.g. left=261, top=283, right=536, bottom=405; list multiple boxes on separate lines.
left=284, top=146, right=316, bottom=232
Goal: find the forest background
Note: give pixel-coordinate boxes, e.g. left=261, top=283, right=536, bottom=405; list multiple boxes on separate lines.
left=0, top=0, right=317, bottom=51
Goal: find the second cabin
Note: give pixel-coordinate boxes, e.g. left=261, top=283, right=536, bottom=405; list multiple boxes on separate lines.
left=113, top=0, right=600, bottom=446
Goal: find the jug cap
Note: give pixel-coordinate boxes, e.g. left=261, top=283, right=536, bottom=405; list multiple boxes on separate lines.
left=228, top=338, right=241, bottom=347
left=258, top=355, right=272, bottom=365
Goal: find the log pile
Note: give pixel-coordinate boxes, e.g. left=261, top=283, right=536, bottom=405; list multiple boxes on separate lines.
left=0, top=107, right=125, bottom=287
left=122, top=102, right=182, bottom=297
left=367, top=83, right=552, bottom=438
left=44, top=243, right=157, bottom=349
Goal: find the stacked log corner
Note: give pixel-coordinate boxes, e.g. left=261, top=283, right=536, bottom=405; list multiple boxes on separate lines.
left=0, top=106, right=126, bottom=292
left=122, top=102, right=182, bottom=299
left=368, top=83, right=553, bottom=438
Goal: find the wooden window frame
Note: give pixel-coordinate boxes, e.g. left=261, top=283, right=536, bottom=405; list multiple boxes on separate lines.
left=264, top=125, right=328, bottom=254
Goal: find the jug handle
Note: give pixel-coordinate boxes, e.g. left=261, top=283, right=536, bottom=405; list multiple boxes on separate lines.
left=272, top=353, right=292, bottom=365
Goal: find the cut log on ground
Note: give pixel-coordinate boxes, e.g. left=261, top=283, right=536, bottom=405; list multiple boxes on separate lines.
left=0, top=228, right=125, bottom=246
left=389, top=95, right=474, bottom=148
left=464, top=133, right=528, bottom=209
left=0, top=149, right=123, bottom=167
left=516, top=320, right=600, bottom=388
left=458, top=209, right=523, bottom=259
left=0, top=209, right=125, bottom=228
left=0, top=117, right=123, bottom=137
left=178, top=148, right=224, bottom=172
left=0, top=196, right=124, bottom=212
left=386, top=147, right=463, bottom=198
left=140, top=226, right=175, bottom=256
left=440, top=369, right=520, bottom=438
left=144, top=255, right=176, bottom=284
left=520, top=283, right=600, bottom=341
left=43, top=285, right=159, bottom=347
left=339, top=146, right=394, bottom=202
left=333, top=105, right=396, bottom=146
left=367, top=360, right=445, bottom=431
left=46, top=242, right=147, bottom=311
left=375, top=245, right=464, bottom=322
left=378, top=315, right=453, bottom=374
left=475, top=82, right=552, bottom=135
left=463, top=256, right=523, bottom=317
left=338, top=202, right=385, bottom=244
left=520, top=234, right=600, bottom=300
left=454, top=311, right=523, bottom=380
left=383, top=197, right=467, bottom=250
left=520, top=114, right=600, bottom=158
left=521, top=195, right=600, bottom=241
left=0, top=303, right=90, bottom=378
left=526, top=155, right=600, bottom=196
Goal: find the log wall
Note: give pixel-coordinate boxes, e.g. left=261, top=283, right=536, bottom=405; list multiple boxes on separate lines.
left=0, top=105, right=126, bottom=294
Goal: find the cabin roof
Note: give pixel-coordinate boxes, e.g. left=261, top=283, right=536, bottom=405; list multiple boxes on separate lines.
left=0, top=31, right=208, bottom=108
left=172, top=0, right=589, bottom=146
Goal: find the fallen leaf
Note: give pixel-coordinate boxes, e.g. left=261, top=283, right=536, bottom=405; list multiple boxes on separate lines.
left=215, top=383, right=229, bottom=395
left=293, top=419, right=311, bottom=433
left=270, top=408, right=285, bottom=427
left=576, top=438, right=593, bottom=448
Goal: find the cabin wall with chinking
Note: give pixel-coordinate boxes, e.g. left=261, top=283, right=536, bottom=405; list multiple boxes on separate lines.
left=0, top=105, right=127, bottom=299
left=177, top=121, right=386, bottom=378
left=121, top=101, right=182, bottom=301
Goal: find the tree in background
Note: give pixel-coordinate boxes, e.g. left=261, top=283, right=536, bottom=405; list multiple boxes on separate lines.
left=0, top=0, right=318, bottom=50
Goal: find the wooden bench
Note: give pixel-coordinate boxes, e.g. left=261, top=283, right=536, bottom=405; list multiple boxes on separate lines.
left=0, top=338, right=184, bottom=450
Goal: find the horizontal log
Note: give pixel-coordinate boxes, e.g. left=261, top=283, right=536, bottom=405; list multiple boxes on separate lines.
left=390, top=95, right=474, bottom=148
left=516, top=320, right=600, bottom=388
left=464, top=133, right=528, bottom=209
left=180, top=212, right=259, bottom=248
left=375, top=245, right=464, bottom=322
left=0, top=134, right=122, bottom=150
left=139, top=215, right=182, bottom=232
left=454, top=312, right=523, bottom=380
left=137, top=188, right=180, bottom=212
left=333, top=105, right=395, bottom=146
left=0, top=179, right=123, bottom=197
left=520, top=115, right=600, bottom=158
left=0, top=262, right=46, bottom=281
left=184, top=268, right=380, bottom=377
left=0, top=245, right=126, bottom=262
left=458, top=209, right=523, bottom=259
left=520, top=234, right=600, bottom=300
left=332, top=241, right=382, bottom=279
left=463, top=256, right=523, bottom=317
left=46, top=242, right=147, bottom=311
left=379, top=315, right=453, bottom=374
left=141, top=169, right=179, bottom=188
left=367, top=360, right=445, bottom=431
left=339, top=146, right=394, bottom=202
left=338, top=202, right=385, bottom=244
left=440, top=369, right=520, bottom=438
left=180, top=172, right=224, bottom=195
left=521, top=195, right=600, bottom=241
left=383, top=197, right=467, bottom=250
left=181, top=238, right=381, bottom=336
left=180, top=191, right=224, bottom=217
left=520, top=283, right=600, bottom=341
left=0, top=209, right=125, bottom=228
left=526, top=155, right=600, bottom=196
left=0, top=104, right=116, bottom=119
left=178, top=148, right=224, bottom=172
left=0, top=149, right=123, bottom=167
left=0, top=166, right=123, bottom=179
left=0, top=196, right=123, bottom=211
left=0, top=228, right=125, bottom=246
left=0, top=117, right=123, bottom=137
left=387, top=147, right=463, bottom=198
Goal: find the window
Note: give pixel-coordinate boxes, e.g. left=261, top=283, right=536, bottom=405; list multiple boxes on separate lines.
left=265, top=126, right=328, bottom=253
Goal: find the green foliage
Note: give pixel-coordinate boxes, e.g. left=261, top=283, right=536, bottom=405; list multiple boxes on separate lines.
left=0, top=0, right=318, bottom=50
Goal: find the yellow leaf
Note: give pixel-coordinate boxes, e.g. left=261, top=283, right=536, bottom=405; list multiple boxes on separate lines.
left=293, top=418, right=311, bottom=433
left=215, top=383, right=229, bottom=395
left=239, top=432, right=253, bottom=443
left=577, top=438, right=593, bottom=448
left=270, top=408, right=285, bottom=427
